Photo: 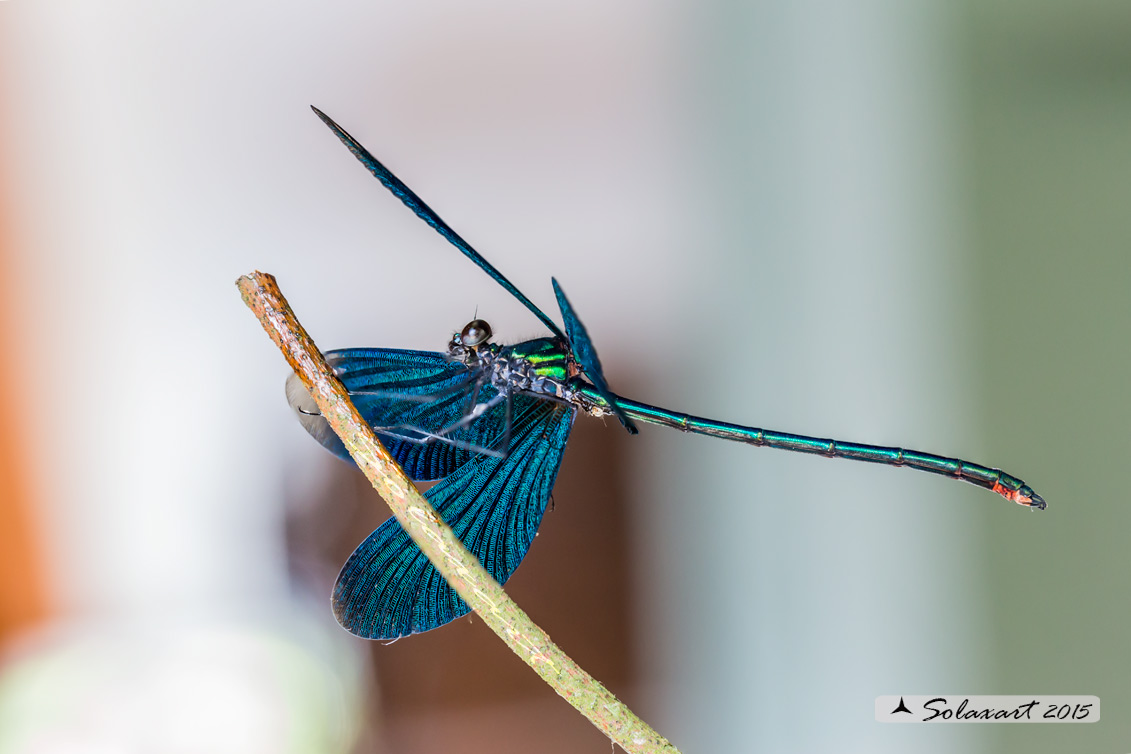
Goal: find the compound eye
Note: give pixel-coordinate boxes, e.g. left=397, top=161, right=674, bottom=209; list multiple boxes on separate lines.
left=459, top=319, right=492, bottom=347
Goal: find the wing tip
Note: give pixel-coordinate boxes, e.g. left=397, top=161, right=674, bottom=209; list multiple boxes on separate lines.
left=310, top=104, right=335, bottom=128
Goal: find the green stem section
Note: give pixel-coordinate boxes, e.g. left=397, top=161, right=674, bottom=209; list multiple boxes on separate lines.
left=237, top=271, right=679, bottom=754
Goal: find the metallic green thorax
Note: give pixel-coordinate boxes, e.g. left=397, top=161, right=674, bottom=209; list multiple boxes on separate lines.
left=448, top=336, right=585, bottom=407
left=497, top=338, right=572, bottom=382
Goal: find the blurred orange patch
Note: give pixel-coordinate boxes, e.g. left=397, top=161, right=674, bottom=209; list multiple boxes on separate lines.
left=0, top=94, right=51, bottom=646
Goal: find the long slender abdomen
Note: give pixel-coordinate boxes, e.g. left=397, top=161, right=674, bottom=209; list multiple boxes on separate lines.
left=612, top=394, right=1046, bottom=510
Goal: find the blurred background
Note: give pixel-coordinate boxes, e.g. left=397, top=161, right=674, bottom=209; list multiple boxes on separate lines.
left=0, top=1, right=1127, bottom=752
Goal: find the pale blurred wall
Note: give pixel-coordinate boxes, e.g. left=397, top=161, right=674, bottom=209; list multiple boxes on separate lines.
left=3, top=1, right=1120, bottom=753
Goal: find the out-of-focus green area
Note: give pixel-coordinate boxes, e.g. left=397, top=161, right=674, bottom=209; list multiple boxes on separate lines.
left=969, top=2, right=1131, bottom=751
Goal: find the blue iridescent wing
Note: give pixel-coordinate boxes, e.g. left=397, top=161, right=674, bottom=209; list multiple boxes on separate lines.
left=332, top=395, right=574, bottom=639
left=551, top=278, right=638, bottom=434
left=312, top=107, right=567, bottom=342
left=286, top=348, right=505, bottom=481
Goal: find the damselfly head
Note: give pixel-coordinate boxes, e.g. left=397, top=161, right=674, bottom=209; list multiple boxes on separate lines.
left=458, top=319, right=493, bottom=348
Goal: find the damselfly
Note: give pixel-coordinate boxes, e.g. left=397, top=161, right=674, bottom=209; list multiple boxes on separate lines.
left=289, top=107, right=1045, bottom=640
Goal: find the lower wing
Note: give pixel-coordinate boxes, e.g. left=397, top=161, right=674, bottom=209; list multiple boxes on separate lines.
left=332, top=394, right=575, bottom=639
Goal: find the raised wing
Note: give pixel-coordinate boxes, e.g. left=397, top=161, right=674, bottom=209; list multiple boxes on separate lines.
left=312, top=107, right=567, bottom=342
left=332, top=394, right=575, bottom=639
left=551, top=278, right=637, bottom=434
left=287, top=348, right=506, bottom=481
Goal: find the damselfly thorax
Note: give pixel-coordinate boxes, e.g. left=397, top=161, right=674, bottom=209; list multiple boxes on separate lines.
left=446, top=318, right=611, bottom=418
